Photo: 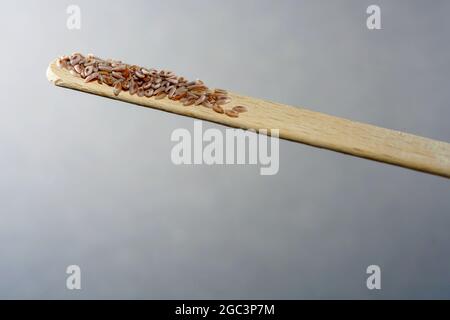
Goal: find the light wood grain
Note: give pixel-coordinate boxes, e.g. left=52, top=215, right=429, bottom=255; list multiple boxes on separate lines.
left=47, top=60, right=450, bottom=178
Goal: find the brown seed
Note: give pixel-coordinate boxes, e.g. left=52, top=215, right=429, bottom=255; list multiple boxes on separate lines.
left=98, top=65, right=112, bottom=72
left=121, top=80, right=130, bottom=90
left=129, top=80, right=138, bottom=95
left=103, top=76, right=114, bottom=86
left=112, top=71, right=124, bottom=79
left=214, top=88, right=228, bottom=94
left=212, top=93, right=228, bottom=99
left=213, top=105, right=224, bottom=114
left=84, top=72, right=99, bottom=83
left=113, top=82, right=122, bottom=96
left=141, top=68, right=151, bottom=75
left=84, top=60, right=96, bottom=66
left=168, top=86, right=177, bottom=98
left=135, top=70, right=145, bottom=79
left=137, top=87, right=145, bottom=97
left=171, top=95, right=183, bottom=101
left=122, top=69, right=130, bottom=78
left=70, top=54, right=82, bottom=65
left=232, top=106, right=248, bottom=113
left=225, top=109, right=239, bottom=118
left=112, top=65, right=126, bottom=71
left=165, top=85, right=176, bottom=93
left=187, top=84, right=207, bottom=90
left=175, top=87, right=188, bottom=95
left=74, top=64, right=83, bottom=74
left=183, top=99, right=196, bottom=106
left=144, top=89, right=154, bottom=97
left=84, top=66, right=94, bottom=77
left=155, top=92, right=167, bottom=100
left=154, top=86, right=166, bottom=95
left=216, top=98, right=232, bottom=105
left=194, top=95, right=206, bottom=106
left=202, top=101, right=213, bottom=108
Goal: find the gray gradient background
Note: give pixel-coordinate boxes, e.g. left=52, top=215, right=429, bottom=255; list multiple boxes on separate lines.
left=0, top=0, right=449, bottom=299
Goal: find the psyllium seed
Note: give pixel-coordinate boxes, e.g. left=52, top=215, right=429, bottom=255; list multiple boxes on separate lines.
left=113, top=82, right=122, bottom=96
left=225, top=109, right=239, bottom=118
left=213, top=105, right=224, bottom=114
left=183, top=99, right=196, bottom=106
left=232, top=106, right=248, bottom=113
left=56, top=53, right=241, bottom=117
left=155, top=92, right=168, bottom=100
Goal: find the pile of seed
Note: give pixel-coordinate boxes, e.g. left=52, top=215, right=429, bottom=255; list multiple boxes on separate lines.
left=56, top=53, right=248, bottom=117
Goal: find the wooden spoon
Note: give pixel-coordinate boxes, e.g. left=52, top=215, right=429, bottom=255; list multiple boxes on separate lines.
left=47, top=60, right=450, bottom=178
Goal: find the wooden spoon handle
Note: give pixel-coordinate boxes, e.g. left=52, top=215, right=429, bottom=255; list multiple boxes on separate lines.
left=47, top=60, right=450, bottom=178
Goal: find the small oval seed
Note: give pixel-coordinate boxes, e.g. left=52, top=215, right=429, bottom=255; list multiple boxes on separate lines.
left=213, top=105, right=224, bottom=114
left=183, top=99, right=196, bottom=106
left=154, top=86, right=166, bottom=95
left=202, top=101, right=213, bottom=109
left=232, top=106, right=248, bottom=113
left=122, top=80, right=130, bottom=90
left=135, top=70, right=145, bottom=79
left=84, top=66, right=94, bottom=77
left=216, top=98, right=232, bottom=105
left=129, top=81, right=138, bottom=95
left=168, top=87, right=177, bottom=98
left=98, top=65, right=112, bottom=72
left=214, top=88, right=228, bottom=94
left=73, top=64, right=83, bottom=74
left=144, top=89, right=154, bottom=97
left=225, top=110, right=239, bottom=118
left=141, top=68, right=151, bottom=75
left=155, top=92, right=167, bottom=100
left=112, top=71, right=124, bottom=79
left=84, top=72, right=99, bottom=83
left=113, top=82, right=122, bottom=96
left=70, top=55, right=81, bottom=66
left=194, top=95, right=206, bottom=106
left=165, top=85, right=175, bottom=93
left=112, top=65, right=126, bottom=71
